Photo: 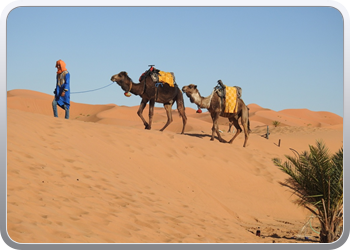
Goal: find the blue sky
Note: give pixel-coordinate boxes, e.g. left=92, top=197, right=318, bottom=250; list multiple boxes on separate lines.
left=7, top=6, right=344, bottom=116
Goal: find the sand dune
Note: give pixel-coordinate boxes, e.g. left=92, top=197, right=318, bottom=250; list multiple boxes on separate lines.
left=7, top=89, right=343, bottom=244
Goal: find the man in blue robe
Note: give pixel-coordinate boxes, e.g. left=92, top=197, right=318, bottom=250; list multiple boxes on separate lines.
left=52, top=59, right=70, bottom=119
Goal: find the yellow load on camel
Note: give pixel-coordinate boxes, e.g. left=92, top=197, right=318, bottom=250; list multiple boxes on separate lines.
left=224, top=86, right=239, bottom=114
left=158, top=71, right=175, bottom=87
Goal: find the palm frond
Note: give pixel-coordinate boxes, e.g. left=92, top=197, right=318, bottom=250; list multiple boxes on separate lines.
left=272, top=141, right=343, bottom=243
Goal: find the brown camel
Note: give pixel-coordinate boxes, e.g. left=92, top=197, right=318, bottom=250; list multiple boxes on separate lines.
left=111, top=71, right=187, bottom=134
left=182, top=84, right=251, bottom=147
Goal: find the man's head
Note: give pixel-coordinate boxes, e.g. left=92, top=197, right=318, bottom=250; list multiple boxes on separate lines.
left=56, top=60, right=67, bottom=74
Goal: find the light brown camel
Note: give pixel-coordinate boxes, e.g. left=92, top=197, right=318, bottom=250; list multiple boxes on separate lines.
left=111, top=71, right=187, bottom=134
left=182, top=84, right=251, bottom=147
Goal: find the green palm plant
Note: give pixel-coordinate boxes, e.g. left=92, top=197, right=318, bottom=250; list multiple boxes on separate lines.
left=272, top=120, right=281, bottom=127
left=272, top=141, right=343, bottom=243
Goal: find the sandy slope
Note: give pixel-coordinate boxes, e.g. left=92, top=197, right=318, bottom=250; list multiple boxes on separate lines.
left=7, top=89, right=343, bottom=243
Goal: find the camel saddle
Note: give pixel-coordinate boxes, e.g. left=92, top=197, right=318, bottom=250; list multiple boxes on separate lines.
left=139, top=66, right=176, bottom=87
left=215, top=80, right=242, bottom=114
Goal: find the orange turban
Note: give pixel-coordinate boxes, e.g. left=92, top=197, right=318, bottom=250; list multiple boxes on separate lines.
left=56, top=60, right=67, bottom=74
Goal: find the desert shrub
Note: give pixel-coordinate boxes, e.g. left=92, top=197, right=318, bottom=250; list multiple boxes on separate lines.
left=272, top=121, right=281, bottom=127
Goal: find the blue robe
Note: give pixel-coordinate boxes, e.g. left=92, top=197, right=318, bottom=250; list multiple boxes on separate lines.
left=54, top=72, right=70, bottom=109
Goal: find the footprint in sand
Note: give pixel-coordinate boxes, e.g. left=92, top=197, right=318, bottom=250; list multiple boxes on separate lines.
left=64, top=158, right=75, bottom=163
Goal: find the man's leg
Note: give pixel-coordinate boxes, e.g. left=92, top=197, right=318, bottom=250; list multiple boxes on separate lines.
left=64, top=105, right=69, bottom=119
left=52, top=98, right=58, bottom=117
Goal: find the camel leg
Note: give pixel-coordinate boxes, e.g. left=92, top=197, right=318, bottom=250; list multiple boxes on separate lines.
left=210, top=112, right=226, bottom=143
left=147, top=99, right=155, bottom=130
left=241, top=108, right=250, bottom=147
left=242, top=123, right=249, bottom=147
left=175, top=95, right=187, bottom=134
left=228, top=121, right=233, bottom=133
left=228, top=118, right=242, bottom=144
left=178, top=106, right=187, bottom=134
left=137, top=99, right=150, bottom=129
left=160, top=102, right=173, bottom=132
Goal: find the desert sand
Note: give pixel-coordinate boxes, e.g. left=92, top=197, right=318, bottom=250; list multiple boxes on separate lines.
left=7, top=89, right=343, bottom=244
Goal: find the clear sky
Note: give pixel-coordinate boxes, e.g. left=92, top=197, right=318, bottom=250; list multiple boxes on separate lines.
left=6, top=6, right=344, bottom=116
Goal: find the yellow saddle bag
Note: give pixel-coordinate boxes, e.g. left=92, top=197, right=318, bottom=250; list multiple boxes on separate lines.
left=158, top=71, right=174, bottom=87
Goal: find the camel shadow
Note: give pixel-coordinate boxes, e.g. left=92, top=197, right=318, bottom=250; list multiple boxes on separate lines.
left=183, top=132, right=228, bottom=143
left=183, top=133, right=212, bottom=139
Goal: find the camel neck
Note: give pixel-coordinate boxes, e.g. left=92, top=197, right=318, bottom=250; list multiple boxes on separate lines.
left=129, top=81, right=145, bottom=96
left=194, top=92, right=213, bottom=109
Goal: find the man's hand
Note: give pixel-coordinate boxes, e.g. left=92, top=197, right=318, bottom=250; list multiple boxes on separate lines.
left=61, top=91, right=65, bottom=97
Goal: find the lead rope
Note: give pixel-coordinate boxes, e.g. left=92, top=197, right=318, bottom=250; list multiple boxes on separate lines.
left=70, top=82, right=114, bottom=94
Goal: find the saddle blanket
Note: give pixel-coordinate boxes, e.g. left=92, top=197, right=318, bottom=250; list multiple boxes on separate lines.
left=158, top=71, right=174, bottom=87
left=224, top=86, right=238, bottom=113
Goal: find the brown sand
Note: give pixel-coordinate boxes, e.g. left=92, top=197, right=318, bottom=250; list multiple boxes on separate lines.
left=7, top=89, right=343, bottom=243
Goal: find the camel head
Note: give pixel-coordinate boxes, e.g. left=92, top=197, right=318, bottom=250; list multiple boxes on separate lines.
left=182, top=84, right=200, bottom=104
left=111, top=71, right=133, bottom=92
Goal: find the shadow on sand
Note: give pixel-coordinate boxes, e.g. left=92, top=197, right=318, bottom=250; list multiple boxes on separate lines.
left=183, top=132, right=228, bottom=143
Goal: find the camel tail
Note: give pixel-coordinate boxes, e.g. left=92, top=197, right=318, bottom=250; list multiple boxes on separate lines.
left=247, top=106, right=251, bottom=134
left=248, top=118, right=251, bottom=134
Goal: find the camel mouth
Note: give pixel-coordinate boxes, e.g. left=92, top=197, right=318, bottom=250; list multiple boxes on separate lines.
left=110, top=77, right=125, bottom=90
left=110, top=76, right=121, bottom=85
left=182, top=86, right=187, bottom=92
left=110, top=76, right=118, bottom=83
